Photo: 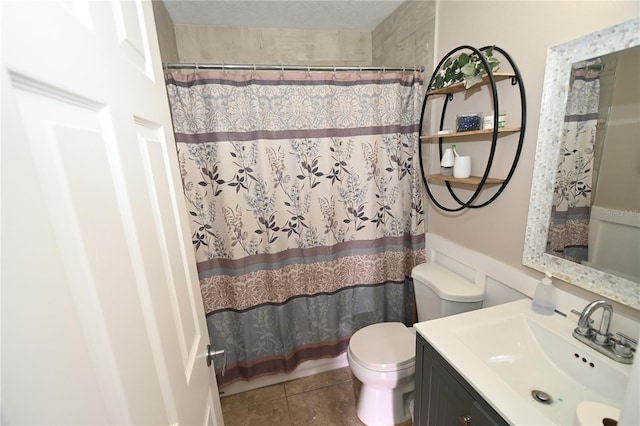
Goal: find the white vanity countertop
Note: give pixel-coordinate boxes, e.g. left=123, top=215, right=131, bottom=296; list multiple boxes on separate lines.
left=414, top=298, right=633, bottom=426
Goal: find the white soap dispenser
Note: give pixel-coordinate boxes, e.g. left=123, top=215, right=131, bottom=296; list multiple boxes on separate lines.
left=531, top=273, right=556, bottom=315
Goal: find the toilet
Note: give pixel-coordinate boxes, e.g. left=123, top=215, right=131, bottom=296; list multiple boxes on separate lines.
left=347, top=263, right=484, bottom=426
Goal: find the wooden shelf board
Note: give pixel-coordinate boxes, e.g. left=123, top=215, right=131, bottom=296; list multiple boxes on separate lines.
left=421, top=127, right=520, bottom=141
left=426, top=174, right=505, bottom=186
left=426, top=73, right=516, bottom=95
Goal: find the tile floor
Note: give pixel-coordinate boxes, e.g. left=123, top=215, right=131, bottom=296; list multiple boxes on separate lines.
left=220, top=367, right=413, bottom=426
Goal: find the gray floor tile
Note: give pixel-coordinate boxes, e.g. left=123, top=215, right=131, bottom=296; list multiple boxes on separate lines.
left=220, top=369, right=413, bottom=426
left=222, top=396, right=291, bottom=426
left=287, top=382, right=363, bottom=426
left=221, top=383, right=286, bottom=413
left=285, top=367, right=352, bottom=396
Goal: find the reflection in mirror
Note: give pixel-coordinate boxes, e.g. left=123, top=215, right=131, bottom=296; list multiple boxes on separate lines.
left=547, top=46, right=640, bottom=283
left=524, top=18, right=640, bottom=309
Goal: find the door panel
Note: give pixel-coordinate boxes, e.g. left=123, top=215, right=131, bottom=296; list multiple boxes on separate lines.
left=1, top=1, right=223, bottom=424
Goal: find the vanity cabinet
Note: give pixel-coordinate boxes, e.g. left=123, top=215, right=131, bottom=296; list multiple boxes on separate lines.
left=418, top=46, right=526, bottom=211
left=414, top=333, right=509, bottom=426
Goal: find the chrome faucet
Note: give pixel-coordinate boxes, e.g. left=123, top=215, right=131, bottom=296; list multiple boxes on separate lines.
left=575, top=300, right=613, bottom=344
left=572, top=300, right=635, bottom=364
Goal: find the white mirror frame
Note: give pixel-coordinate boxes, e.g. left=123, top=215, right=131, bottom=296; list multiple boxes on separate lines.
left=523, top=18, right=640, bottom=310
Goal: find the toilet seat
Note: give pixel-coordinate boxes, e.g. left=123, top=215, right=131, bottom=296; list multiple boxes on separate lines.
left=348, top=322, right=415, bottom=372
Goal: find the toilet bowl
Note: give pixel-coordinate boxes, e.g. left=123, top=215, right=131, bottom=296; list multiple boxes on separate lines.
left=347, top=322, right=415, bottom=426
left=347, top=263, right=484, bottom=426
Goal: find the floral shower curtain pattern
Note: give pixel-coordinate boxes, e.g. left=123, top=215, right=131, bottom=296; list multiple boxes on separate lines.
left=165, top=70, right=425, bottom=387
left=548, top=66, right=600, bottom=262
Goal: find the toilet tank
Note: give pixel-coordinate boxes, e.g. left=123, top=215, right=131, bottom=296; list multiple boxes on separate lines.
left=411, top=263, right=484, bottom=322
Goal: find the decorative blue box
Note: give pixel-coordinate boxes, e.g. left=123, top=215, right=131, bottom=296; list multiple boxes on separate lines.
left=456, top=113, right=482, bottom=132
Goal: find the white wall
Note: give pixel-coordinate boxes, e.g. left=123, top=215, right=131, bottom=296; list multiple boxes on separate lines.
left=425, top=233, right=639, bottom=338
left=428, top=1, right=639, bottom=319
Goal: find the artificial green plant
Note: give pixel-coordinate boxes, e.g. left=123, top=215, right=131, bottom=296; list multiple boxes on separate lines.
left=430, top=47, right=501, bottom=90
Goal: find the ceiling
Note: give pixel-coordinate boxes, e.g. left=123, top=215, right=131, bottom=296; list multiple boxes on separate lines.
left=161, top=1, right=405, bottom=31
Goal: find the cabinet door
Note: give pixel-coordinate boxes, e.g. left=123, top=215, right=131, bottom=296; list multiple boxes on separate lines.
left=415, top=335, right=509, bottom=426
left=424, top=354, right=476, bottom=425
left=470, top=401, right=504, bottom=426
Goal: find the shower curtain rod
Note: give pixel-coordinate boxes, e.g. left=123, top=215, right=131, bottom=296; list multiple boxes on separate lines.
left=162, top=63, right=424, bottom=72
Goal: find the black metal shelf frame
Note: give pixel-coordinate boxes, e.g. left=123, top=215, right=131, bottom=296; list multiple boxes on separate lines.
left=418, top=45, right=527, bottom=212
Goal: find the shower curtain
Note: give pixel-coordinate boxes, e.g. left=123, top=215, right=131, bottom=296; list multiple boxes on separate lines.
left=165, top=70, right=426, bottom=387
left=548, top=65, right=600, bottom=262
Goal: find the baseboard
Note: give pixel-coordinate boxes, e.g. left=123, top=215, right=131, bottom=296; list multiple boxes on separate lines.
left=219, top=353, right=349, bottom=397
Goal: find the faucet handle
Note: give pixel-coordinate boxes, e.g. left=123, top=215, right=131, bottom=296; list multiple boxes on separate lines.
left=615, top=332, right=638, bottom=349
left=612, top=332, right=636, bottom=359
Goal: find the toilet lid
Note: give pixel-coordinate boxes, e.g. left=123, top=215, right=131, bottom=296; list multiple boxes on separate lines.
left=348, top=322, right=415, bottom=372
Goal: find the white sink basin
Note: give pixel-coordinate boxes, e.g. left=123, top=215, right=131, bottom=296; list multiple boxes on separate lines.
left=415, top=299, right=633, bottom=425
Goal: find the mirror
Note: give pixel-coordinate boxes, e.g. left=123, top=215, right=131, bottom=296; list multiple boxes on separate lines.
left=523, top=18, right=640, bottom=310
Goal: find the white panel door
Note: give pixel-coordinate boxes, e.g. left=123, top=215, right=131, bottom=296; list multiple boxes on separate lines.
left=0, top=1, right=224, bottom=424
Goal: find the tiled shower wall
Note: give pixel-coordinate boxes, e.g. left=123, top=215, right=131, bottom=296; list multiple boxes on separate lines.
left=152, top=0, right=179, bottom=63
left=174, top=25, right=372, bottom=66
left=152, top=1, right=436, bottom=70
left=372, top=1, right=435, bottom=74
